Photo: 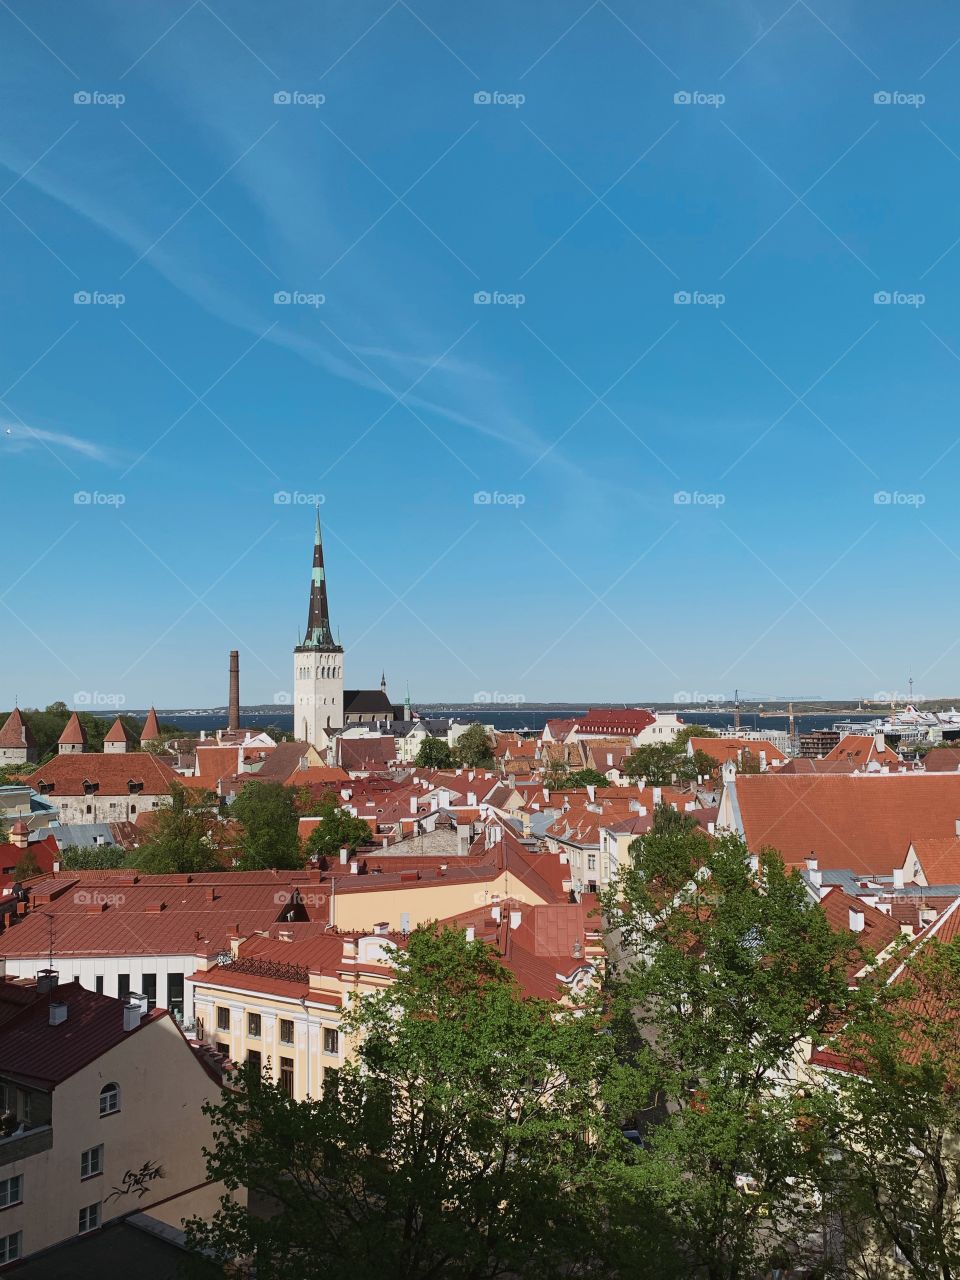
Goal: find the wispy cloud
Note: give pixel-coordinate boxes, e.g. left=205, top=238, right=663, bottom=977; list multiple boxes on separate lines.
left=3, top=422, right=113, bottom=461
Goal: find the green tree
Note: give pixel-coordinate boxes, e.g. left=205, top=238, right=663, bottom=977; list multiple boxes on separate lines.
left=304, top=793, right=371, bottom=862
left=451, top=722, right=494, bottom=768
left=673, top=723, right=719, bottom=751
left=603, top=811, right=868, bottom=1280
left=59, top=845, right=127, bottom=871
left=413, top=735, right=453, bottom=769
left=231, top=781, right=304, bottom=871
left=128, top=784, right=225, bottom=875
left=12, top=849, right=42, bottom=881
left=565, top=767, right=610, bottom=788
left=818, top=938, right=960, bottom=1280
left=186, top=925, right=651, bottom=1279
left=622, top=742, right=715, bottom=785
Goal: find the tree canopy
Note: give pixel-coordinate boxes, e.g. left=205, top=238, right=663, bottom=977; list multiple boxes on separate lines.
left=451, top=722, right=494, bottom=768
left=127, top=783, right=226, bottom=875
left=413, top=735, right=453, bottom=768
left=231, top=781, right=304, bottom=870
left=304, top=792, right=372, bottom=862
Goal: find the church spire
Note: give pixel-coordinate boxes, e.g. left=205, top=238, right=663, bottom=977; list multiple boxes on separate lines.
left=304, top=507, right=337, bottom=650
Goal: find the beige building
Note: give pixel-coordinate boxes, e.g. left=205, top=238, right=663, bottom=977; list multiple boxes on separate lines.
left=0, top=975, right=231, bottom=1263
left=23, top=752, right=178, bottom=825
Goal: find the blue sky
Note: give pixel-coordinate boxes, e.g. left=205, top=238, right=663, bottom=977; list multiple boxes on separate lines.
left=4, top=1, right=960, bottom=709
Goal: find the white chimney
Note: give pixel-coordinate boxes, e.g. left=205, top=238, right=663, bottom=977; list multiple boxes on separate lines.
left=810, top=869, right=823, bottom=889
left=339, top=847, right=349, bottom=865
left=48, top=1001, right=67, bottom=1026
left=955, top=819, right=960, bottom=837
left=806, top=856, right=818, bottom=872
left=509, top=910, right=521, bottom=930
left=849, top=909, right=865, bottom=933
left=350, top=861, right=358, bottom=875
left=491, top=905, right=501, bottom=923
left=410, top=796, right=418, bottom=815
left=373, top=921, right=389, bottom=935
left=874, top=733, right=885, bottom=752
left=652, top=786, right=662, bottom=806
left=893, top=868, right=904, bottom=889
left=586, top=784, right=596, bottom=802
left=465, top=925, right=475, bottom=942
left=123, top=1000, right=142, bottom=1031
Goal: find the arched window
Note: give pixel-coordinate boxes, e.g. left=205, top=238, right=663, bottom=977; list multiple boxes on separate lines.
left=99, top=1082, right=120, bottom=1116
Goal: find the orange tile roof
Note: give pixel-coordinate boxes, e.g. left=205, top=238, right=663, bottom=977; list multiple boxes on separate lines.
left=0, top=708, right=35, bottom=749
left=58, top=712, right=87, bottom=746
left=691, top=737, right=787, bottom=766
left=822, top=734, right=900, bottom=767
left=910, top=837, right=960, bottom=885
left=24, top=752, right=179, bottom=796
left=735, top=772, right=960, bottom=875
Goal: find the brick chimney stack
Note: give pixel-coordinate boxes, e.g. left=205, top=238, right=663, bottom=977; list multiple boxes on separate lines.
left=228, top=650, right=240, bottom=732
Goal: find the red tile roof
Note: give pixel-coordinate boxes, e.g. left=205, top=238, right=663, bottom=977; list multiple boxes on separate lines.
left=575, top=708, right=656, bottom=736
left=141, top=708, right=161, bottom=741
left=0, top=708, right=35, bottom=749
left=0, top=980, right=165, bottom=1086
left=922, top=747, right=960, bottom=774
left=735, top=772, right=960, bottom=875
left=817, top=887, right=900, bottom=971
left=104, top=717, right=134, bottom=745
left=822, top=734, right=900, bottom=767
left=58, top=712, right=87, bottom=747
left=690, top=737, right=787, bottom=767
left=910, top=837, right=960, bottom=885
left=24, top=752, right=179, bottom=796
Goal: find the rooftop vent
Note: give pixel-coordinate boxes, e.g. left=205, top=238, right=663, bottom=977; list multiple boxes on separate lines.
left=373, top=921, right=389, bottom=936
left=123, top=999, right=142, bottom=1032
left=36, top=968, right=58, bottom=995
left=49, top=1001, right=67, bottom=1026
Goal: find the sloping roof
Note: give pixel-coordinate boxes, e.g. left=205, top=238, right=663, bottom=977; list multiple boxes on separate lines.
left=0, top=980, right=165, bottom=1087
left=922, top=747, right=960, bottom=773
left=339, top=737, right=396, bottom=771
left=58, top=712, right=87, bottom=747
left=575, top=708, right=656, bottom=735
left=822, top=734, right=900, bottom=767
left=253, top=741, right=315, bottom=784
left=140, top=708, right=161, bottom=741
left=103, top=717, right=135, bottom=745
left=817, top=886, right=900, bottom=970
left=343, top=690, right=395, bottom=717
left=690, top=737, right=787, bottom=767
left=910, top=837, right=960, bottom=885
left=0, top=708, right=35, bottom=749
left=24, top=752, right=179, bottom=796
left=735, top=772, right=960, bottom=874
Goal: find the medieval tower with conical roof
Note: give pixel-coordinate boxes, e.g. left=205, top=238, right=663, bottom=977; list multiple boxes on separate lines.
left=294, top=509, right=344, bottom=744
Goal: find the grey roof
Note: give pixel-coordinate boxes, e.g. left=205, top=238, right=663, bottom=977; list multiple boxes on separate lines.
left=343, top=689, right=398, bottom=717
left=50, top=822, right=118, bottom=849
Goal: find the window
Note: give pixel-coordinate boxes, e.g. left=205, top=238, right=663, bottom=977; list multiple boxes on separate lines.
left=167, top=973, right=184, bottom=1020
left=216, top=1042, right=229, bottom=1056
left=94, top=976, right=104, bottom=995
left=323, top=1027, right=339, bottom=1055
left=247, top=1012, right=261, bottom=1038
left=117, top=974, right=130, bottom=1001
left=99, top=1083, right=120, bottom=1117
left=587, top=853, right=597, bottom=872
left=141, top=974, right=157, bottom=1010
left=247, top=1049, right=261, bottom=1074
left=216, top=1006, right=230, bottom=1032
left=279, top=1019, right=294, bottom=1045
left=0, top=1233, right=20, bottom=1264
left=81, top=1145, right=103, bottom=1179
left=279, top=1057, right=294, bottom=1097
left=0, top=1176, right=22, bottom=1209
left=78, top=1202, right=100, bottom=1234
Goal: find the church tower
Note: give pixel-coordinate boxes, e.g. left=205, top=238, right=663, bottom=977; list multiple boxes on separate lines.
left=294, top=509, right=344, bottom=744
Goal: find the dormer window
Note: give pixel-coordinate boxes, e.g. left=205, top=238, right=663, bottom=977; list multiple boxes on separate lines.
left=127, top=780, right=143, bottom=794
left=82, top=780, right=99, bottom=795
